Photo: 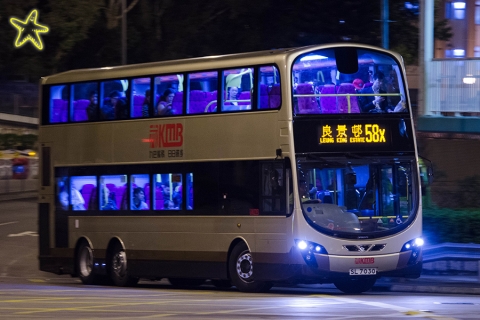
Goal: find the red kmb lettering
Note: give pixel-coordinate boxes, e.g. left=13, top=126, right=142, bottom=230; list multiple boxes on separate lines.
left=149, top=123, right=183, bottom=148
left=355, top=258, right=375, bottom=264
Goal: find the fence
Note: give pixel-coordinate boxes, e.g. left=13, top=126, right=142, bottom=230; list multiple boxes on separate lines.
left=427, top=59, right=480, bottom=114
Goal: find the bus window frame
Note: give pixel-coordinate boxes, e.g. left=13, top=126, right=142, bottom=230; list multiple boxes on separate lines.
left=42, top=63, right=282, bottom=126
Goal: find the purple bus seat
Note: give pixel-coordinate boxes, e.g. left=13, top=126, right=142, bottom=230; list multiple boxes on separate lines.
left=116, top=185, right=126, bottom=209
left=205, top=91, right=217, bottom=112
left=52, top=99, right=68, bottom=123
left=144, top=184, right=150, bottom=205
left=51, top=99, right=64, bottom=123
left=238, top=91, right=251, bottom=105
left=296, top=83, right=319, bottom=114
left=171, top=91, right=183, bottom=115
left=188, top=90, right=207, bottom=114
left=337, top=83, right=360, bottom=113
left=259, top=84, right=269, bottom=109
left=73, top=99, right=90, bottom=122
left=81, top=184, right=95, bottom=210
left=269, top=84, right=281, bottom=109
left=320, top=85, right=337, bottom=114
left=133, top=94, right=145, bottom=117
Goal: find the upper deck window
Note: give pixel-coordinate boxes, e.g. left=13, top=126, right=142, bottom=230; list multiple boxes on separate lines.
left=72, top=82, right=98, bottom=122
left=222, top=68, right=253, bottom=112
left=100, top=79, right=129, bottom=120
left=132, top=78, right=151, bottom=118
left=292, top=48, right=407, bottom=115
left=188, top=71, right=218, bottom=114
left=49, top=85, right=69, bottom=123
left=258, top=65, right=281, bottom=109
left=154, top=74, right=183, bottom=116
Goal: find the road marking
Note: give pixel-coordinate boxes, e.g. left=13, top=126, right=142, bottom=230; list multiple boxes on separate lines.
left=7, top=231, right=38, bottom=237
left=0, top=221, right=18, bottom=227
left=311, top=295, right=459, bottom=320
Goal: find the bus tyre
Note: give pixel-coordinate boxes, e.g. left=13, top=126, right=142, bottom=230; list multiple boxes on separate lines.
left=229, top=242, right=271, bottom=293
left=110, top=244, right=138, bottom=287
left=77, top=241, right=97, bottom=285
left=333, top=277, right=376, bottom=294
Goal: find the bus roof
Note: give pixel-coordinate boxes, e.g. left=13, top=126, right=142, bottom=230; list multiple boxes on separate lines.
left=40, top=43, right=398, bottom=85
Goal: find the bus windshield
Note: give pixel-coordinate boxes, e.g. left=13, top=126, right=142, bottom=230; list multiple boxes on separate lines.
left=292, top=47, right=407, bottom=115
left=296, top=155, right=417, bottom=238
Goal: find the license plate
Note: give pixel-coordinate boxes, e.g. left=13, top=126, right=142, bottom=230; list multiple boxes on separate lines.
left=349, top=268, right=377, bottom=275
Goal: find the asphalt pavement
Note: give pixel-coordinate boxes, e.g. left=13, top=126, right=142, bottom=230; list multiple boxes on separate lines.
left=377, top=274, right=480, bottom=295
left=1, top=191, right=479, bottom=295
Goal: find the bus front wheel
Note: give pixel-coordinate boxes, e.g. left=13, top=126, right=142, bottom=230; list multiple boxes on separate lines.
left=228, top=242, right=271, bottom=293
left=77, top=241, right=97, bottom=285
left=333, top=277, right=376, bottom=294
left=110, top=244, right=138, bottom=287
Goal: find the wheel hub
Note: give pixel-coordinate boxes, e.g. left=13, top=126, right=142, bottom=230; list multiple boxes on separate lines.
left=236, top=252, right=253, bottom=280
left=112, top=251, right=127, bottom=278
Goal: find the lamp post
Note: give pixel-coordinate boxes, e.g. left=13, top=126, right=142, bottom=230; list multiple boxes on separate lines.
left=381, top=0, right=389, bottom=49
left=122, top=0, right=127, bottom=65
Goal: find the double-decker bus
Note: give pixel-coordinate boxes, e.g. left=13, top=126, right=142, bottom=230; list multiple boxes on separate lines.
left=38, top=43, right=424, bottom=294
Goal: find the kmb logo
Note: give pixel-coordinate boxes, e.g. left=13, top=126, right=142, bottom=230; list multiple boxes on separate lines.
left=355, top=258, right=375, bottom=264
left=149, top=123, right=183, bottom=148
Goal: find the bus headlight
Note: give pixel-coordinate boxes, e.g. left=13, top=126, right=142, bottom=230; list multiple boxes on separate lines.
left=295, top=239, right=328, bottom=268
left=401, top=237, right=424, bottom=265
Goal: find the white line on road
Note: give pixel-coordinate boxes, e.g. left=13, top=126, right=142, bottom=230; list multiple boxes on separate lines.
left=0, top=221, right=19, bottom=227
left=7, top=231, right=38, bottom=237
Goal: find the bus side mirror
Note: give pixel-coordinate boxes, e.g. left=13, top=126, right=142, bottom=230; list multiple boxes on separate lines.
left=419, top=156, right=434, bottom=186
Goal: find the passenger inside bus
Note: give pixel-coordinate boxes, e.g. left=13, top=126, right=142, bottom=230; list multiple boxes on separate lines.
left=358, top=72, right=387, bottom=113
left=86, top=91, right=98, bottom=121
left=71, top=184, right=86, bottom=210
left=157, top=89, right=175, bottom=115
left=223, top=86, right=239, bottom=111
left=142, top=89, right=151, bottom=117
left=101, top=90, right=128, bottom=120
left=132, top=187, right=149, bottom=210
left=100, top=184, right=118, bottom=210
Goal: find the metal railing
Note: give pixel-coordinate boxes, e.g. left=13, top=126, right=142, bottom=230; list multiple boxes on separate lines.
left=423, top=242, right=480, bottom=282
left=427, top=59, right=480, bottom=114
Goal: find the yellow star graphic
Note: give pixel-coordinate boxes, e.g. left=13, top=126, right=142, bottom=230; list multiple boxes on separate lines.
left=10, top=9, right=49, bottom=50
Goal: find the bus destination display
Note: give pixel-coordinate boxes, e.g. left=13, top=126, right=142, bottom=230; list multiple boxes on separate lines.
left=318, top=123, right=388, bottom=145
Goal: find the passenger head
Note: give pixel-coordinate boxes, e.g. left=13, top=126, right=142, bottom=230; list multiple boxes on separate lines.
left=228, top=86, right=238, bottom=99
left=161, top=89, right=175, bottom=103
left=133, top=187, right=145, bottom=201
left=90, top=91, right=98, bottom=104
left=109, top=90, right=121, bottom=105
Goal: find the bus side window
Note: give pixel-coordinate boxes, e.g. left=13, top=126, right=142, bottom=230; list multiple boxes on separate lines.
left=261, top=162, right=285, bottom=214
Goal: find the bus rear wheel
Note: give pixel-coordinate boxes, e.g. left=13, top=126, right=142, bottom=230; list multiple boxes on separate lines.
left=228, top=242, right=271, bottom=293
left=77, top=241, right=97, bottom=285
left=333, top=277, right=376, bottom=294
left=110, top=244, right=138, bottom=287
